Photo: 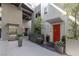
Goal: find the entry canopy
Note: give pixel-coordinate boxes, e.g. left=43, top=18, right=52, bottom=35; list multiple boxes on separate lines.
left=46, top=17, right=63, bottom=24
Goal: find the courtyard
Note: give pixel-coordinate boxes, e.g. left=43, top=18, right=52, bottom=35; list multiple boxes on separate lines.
left=0, top=37, right=65, bottom=56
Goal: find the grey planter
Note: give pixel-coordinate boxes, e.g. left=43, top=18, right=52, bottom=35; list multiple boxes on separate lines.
left=55, top=46, right=64, bottom=54
left=66, top=39, right=79, bottom=56
left=18, top=37, right=22, bottom=47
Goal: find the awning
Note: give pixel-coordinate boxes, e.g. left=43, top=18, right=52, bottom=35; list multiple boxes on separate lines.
left=46, top=17, right=63, bottom=24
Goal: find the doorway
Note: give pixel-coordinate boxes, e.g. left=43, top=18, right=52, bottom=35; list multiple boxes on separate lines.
left=53, top=24, right=60, bottom=43
left=24, top=28, right=28, bottom=36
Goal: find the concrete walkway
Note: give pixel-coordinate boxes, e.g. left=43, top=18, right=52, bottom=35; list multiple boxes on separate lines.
left=0, top=40, right=8, bottom=56
left=0, top=38, right=65, bottom=56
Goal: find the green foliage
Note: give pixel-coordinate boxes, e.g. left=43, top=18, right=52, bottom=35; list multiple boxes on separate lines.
left=33, top=16, right=43, bottom=34
left=64, top=3, right=79, bottom=16
left=16, top=30, right=23, bottom=40
left=68, top=21, right=79, bottom=39
left=64, top=3, right=79, bottom=40
left=17, top=34, right=23, bottom=37
left=56, top=41, right=64, bottom=48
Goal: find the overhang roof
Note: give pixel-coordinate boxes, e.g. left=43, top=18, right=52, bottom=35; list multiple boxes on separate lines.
left=46, top=17, right=63, bottom=24
left=11, top=3, right=33, bottom=21
left=11, top=3, right=33, bottom=12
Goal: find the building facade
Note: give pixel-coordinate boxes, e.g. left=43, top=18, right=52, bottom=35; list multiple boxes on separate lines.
left=0, top=3, right=33, bottom=40
left=33, top=3, right=79, bottom=55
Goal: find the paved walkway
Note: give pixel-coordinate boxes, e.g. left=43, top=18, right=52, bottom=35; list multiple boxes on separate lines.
left=0, top=38, right=65, bottom=56
left=0, top=40, right=8, bottom=56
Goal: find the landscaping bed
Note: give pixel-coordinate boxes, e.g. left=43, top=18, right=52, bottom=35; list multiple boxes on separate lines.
left=29, top=34, right=44, bottom=45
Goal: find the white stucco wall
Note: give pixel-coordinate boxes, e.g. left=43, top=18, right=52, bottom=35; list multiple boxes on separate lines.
left=0, top=7, right=2, bottom=28
left=41, top=21, right=53, bottom=42
left=1, top=4, right=22, bottom=40
left=41, top=4, right=66, bottom=42
left=34, top=3, right=79, bottom=55
left=0, top=7, right=1, bottom=16
left=34, top=3, right=67, bottom=43
left=34, top=4, right=41, bottom=21
left=44, top=4, right=64, bottom=21
left=0, top=7, right=2, bottom=39
left=54, top=3, right=64, bottom=10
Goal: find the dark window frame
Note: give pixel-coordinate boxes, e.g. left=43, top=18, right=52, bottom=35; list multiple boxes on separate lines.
left=0, top=29, right=1, bottom=38
left=0, top=3, right=1, bottom=7
left=0, top=17, right=1, bottom=21
left=44, top=7, right=48, bottom=14
left=36, top=12, right=41, bottom=18
left=24, top=28, right=28, bottom=36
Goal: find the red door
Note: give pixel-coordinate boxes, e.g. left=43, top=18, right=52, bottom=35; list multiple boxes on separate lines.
left=53, top=24, right=60, bottom=43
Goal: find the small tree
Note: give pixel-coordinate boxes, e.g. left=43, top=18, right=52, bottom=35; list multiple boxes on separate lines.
left=64, top=3, right=79, bottom=40
left=33, top=16, right=43, bottom=34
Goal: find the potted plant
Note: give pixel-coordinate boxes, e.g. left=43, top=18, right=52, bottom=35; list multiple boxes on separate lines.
left=17, top=33, right=23, bottom=47
left=16, top=29, right=23, bottom=47
left=55, top=41, right=64, bottom=54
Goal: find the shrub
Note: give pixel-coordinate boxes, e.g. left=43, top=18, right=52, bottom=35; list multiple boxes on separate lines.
left=56, top=41, right=64, bottom=48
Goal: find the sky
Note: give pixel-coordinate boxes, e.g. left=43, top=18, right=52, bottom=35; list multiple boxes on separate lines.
left=24, top=3, right=40, bottom=10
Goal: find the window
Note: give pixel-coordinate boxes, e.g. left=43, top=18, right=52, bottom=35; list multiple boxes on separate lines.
left=0, top=3, right=1, bottom=7
left=0, top=17, right=1, bottom=21
left=24, top=28, right=28, bottom=36
left=0, top=29, right=1, bottom=38
left=36, top=13, right=37, bottom=18
left=9, top=25, right=18, bottom=35
left=36, top=12, right=41, bottom=18
left=38, top=12, right=41, bottom=16
left=44, top=7, right=48, bottom=14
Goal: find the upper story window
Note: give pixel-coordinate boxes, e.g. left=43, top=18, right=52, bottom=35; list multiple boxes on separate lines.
left=44, top=7, right=48, bottom=14
left=36, top=13, right=37, bottom=18
left=36, top=12, right=41, bottom=18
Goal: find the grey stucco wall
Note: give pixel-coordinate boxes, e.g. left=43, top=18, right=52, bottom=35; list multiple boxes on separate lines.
left=1, top=4, right=22, bottom=40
